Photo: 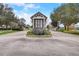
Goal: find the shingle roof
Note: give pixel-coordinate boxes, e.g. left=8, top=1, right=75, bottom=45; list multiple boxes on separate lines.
left=31, top=12, right=47, bottom=19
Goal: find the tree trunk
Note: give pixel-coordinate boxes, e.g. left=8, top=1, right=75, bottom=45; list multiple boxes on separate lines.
left=66, top=26, right=70, bottom=31
left=64, top=25, right=66, bottom=30
left=6, top=25, right=8, bottom=29
left=10, top=25, right=12, bottom=30
left=64, top=25, right=70, bottom=31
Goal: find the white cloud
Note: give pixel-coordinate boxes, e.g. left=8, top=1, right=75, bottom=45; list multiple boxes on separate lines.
left=18, top=12, right=32, bottom=25
left=14, top=3, right=25, bottom=7
left=46, top=17, right=52, bottom=25
left=12, top=3, right=40, bottom=9
left=9, top=3, right=40, bottom=12
left=24, top=4, right=40, bottom=9
left=23, top=4, right=40, bottom=12
left=13, top=9, right=51, bottom=26
left=8, top=3, right=25, bottom=7
left=13, top=10, right=32, bottom=25
left=11, top=3, right=40, bottom=25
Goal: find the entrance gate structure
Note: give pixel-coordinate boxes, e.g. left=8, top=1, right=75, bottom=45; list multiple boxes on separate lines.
left=31, top=12, right=47, bottom=34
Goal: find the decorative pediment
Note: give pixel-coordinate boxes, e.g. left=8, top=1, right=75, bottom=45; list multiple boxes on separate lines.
left=31, top=12, right=47, bottom=19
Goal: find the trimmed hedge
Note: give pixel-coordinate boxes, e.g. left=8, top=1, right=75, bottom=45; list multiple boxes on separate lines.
left=58, top=28, right=65, bottom=32
left=27, top=30, right=51, bottom=35
left=64, top=30, right=79, bottom=35
left=27, top=30, right=34, bottom=35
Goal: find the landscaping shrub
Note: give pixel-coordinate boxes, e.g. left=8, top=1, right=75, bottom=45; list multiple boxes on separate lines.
left=43, top=29, right=51, bottom=35
left=58, top=28, right=65, bottom=32
left=12, top=28, right=23, bottom=31
left=27, top=29, right=51, bottom=35
left=0, top=28, right=11, bottom=30
left=27, top=30, right=34, bottom=35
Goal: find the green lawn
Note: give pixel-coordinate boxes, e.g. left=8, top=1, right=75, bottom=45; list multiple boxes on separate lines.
left=0, top=30, right=18, bottom=35
left=64, top=30, right=79, bottom=35
left=58, top=28, right=79, bottom=35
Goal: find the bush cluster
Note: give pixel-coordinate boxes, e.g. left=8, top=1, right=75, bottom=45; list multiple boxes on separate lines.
left=58, top=28, right=65, bottom=32
left=27, top=30, right=51, bottom=35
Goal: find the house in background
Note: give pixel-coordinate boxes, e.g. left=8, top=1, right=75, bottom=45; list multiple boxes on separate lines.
left=31, top=12, right=47, bottom=34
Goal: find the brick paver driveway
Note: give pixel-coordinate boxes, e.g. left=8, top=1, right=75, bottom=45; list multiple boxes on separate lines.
left=0, top=31, right=79, bottom=56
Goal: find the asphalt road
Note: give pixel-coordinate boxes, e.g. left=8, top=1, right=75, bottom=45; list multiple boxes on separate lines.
left=0, top=31, right=79, bottom=56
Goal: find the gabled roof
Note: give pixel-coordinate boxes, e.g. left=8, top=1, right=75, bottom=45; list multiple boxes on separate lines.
left=31, top=12, right=47, bottom=19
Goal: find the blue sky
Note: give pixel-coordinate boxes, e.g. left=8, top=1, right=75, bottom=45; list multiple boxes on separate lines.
left=8, top=3, right=61, bottom=16
left=7, top=3, right=79, bottom=27
left=8, top=3, right=62, bottom=25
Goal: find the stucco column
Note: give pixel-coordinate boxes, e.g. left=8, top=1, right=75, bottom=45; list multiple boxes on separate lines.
left=33, top=19, right=34, bottom=29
